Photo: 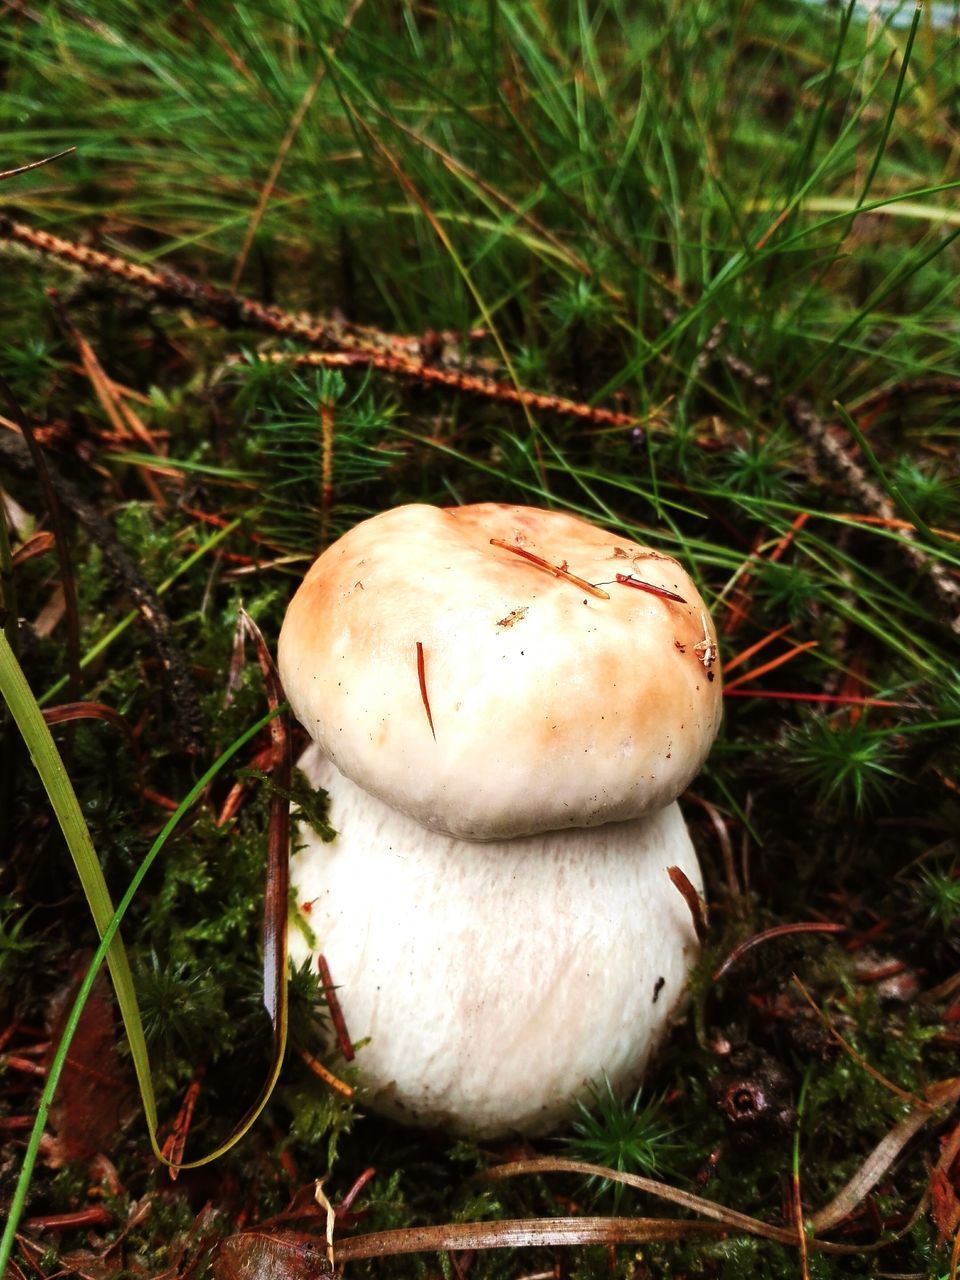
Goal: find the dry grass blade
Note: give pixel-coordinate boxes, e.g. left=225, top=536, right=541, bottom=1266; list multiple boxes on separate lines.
left=723, top=624, right=794, bottom=675
left=230, top=0, right=366, bottom=287
left=685, top=792, right=742, bottom=904
left=488, top=538, right=610, bottom=598
left=723, top=641, right=819, bottom=693
left=713, top=922, right=846, bottom=982
left=238, top=608, right=291, bottom=1034
left=0, top=147, right=75, bottom=181
left=58, top=306, right=164, bottom=465
left=811, top=1077, right=960, bottom=1234
left=836, top=513, right=960, bottom=543
left=482, top=1157, right=863, bottom=1254
left=792, top=975, right=930, bottom=1108
left=722, top=689, right=902, bottom=707
left=40, top=701, right=142, bottom=788
left=333, top=1216, right=722, bottom=1260
left=10, top=529, right=55, bottom=568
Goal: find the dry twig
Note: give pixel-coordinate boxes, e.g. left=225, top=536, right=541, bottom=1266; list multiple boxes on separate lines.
left=0, top=430, right=202, bottom=750
left=722, top=350, right=960, bottom=634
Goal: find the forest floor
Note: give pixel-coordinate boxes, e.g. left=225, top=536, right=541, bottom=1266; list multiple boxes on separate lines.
left=1, top=3, right=959, bottom=1278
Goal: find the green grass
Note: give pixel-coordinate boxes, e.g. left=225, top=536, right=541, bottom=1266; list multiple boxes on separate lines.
left=1, top=2, right=959, bottom=1277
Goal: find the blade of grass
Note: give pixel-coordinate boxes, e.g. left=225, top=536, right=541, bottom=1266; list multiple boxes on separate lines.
left=785, top=0, right=858, bottom=205
left=748, top=193, right=960, bottom=229
left=856, top=3, right=924, bottom=212
left=230, top=0, right=366, bottom=288
left=793, top=1065, right=813, bottom=1279
left=0, top=629, right=284, bottom=1275
left=341, top=101, right=544, bottom=452
left=0, top=494, right=16, bottom=653
left=809, top=221, right=960, bottom=375
left=39, top=517, right=241, bottom=706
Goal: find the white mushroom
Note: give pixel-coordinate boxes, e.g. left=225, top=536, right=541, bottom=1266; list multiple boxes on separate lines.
left=279, top=503, right=722, bottom=840
left=289, top=744, right=704, bottom=1137
left=278, top=502, right=721, bottom=1135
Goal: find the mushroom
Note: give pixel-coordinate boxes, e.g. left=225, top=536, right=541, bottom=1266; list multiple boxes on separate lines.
left=289, top=744, right=703, bottom=1135
left=279, top=503, right=722, bottom=839
left=279, top=503, right=721, bottom=1135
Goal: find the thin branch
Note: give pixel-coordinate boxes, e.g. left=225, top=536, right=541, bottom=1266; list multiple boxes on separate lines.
left=251, top=349, right=636, bottom=427
left=0, top=147, right=75, bottom=182
left=1, top=217, right=635, bottom=428
left=0, top=376, right=82, bottom=704
left=0, top=430, right=202, bottom=751
left=721, top=349, right=960, bottom=634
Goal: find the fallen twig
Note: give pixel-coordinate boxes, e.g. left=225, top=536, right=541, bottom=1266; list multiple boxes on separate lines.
left=721, top=349, right=960, bottom=634
left=1, top=216, right=638, bottom=430
left=0, top=430, right=202, bottom=751
left=248, top=349, right=636, bottom=427
left=0, top=376, right=82, bottom=704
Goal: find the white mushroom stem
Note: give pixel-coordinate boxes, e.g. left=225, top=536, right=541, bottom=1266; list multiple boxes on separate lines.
left=289, top=744, right=704, bottom=1138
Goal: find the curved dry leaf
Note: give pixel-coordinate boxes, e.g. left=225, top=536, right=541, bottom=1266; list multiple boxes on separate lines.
left=335, top=1216, right=720, bottom=1260
left=214, top=1231, right=334, bottom=1280
left=483, top=1156, right=864, bottom=1255
left=811, top=1081, right=960, bottom=1233
left=214, top=1218, right=717, bottom=1276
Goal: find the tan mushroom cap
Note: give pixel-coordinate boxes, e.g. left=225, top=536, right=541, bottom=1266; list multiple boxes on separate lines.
left=278, top=503, right=722, bottom=840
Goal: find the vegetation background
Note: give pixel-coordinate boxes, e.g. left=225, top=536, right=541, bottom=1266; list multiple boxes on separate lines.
left=0, top=1, right=959, bottom=1276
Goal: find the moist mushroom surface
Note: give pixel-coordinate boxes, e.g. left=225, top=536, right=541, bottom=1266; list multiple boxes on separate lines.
left=289, top=745, right=704, bottom=1137
left=279, top=502, right=722, bottom=840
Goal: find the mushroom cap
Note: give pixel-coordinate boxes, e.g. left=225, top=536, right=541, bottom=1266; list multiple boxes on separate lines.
left=289, top=744, right=704, bottom=1137
left=279, top=503, right=721, bottom=840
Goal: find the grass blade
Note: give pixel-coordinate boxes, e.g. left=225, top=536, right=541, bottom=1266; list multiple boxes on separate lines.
left=0, top=628, right=283, bottom=1273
